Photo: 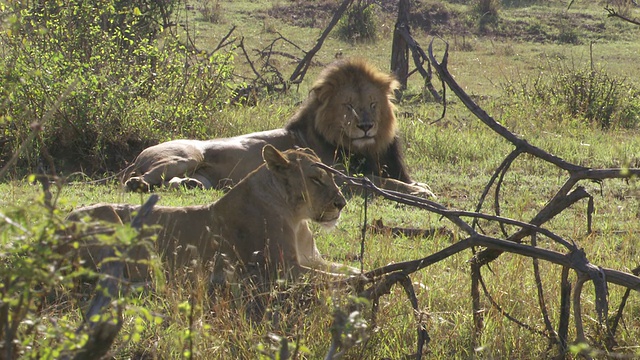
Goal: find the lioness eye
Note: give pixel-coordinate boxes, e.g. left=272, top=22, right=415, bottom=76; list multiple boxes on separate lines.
left=370, top=102, right=377, bottom=110
left=311, top=176, right=323, bottom=186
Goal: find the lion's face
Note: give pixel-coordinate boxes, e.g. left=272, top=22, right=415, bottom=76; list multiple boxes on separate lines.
left=263, top=146, right=346, bottom=227
left=311, top=59, right=399, bottom=155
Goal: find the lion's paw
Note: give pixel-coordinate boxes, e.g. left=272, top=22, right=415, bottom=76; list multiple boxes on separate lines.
left=182, top=178, right=205, bottom=190
left=409, top=182, right=437, bottom=199
left=167, top=177, right=205, bottom=190
left=125, top=177, right=151, bottom=193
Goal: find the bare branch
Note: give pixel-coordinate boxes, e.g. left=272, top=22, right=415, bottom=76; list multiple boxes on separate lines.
left=211, top=26, right=237, bottom=53
left=428, top=40, right=590, bottom=173
left=289, top=0, right=354, bottom=84
left=557, top=266, right=572, bottom=353
left=358, top=272, right=429, bottom=358
left=605, top=5, right=640, bottom=26
left=531, top=234, right=556, bottom=340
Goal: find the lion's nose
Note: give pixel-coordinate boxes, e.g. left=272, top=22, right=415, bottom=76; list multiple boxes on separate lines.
left=334, top=195, right=347, bottom=210
left=357, top=122, right=373, bottom=133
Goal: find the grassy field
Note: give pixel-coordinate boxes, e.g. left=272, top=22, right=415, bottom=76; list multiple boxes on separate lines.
left=2, top=0, right=640, bottom=358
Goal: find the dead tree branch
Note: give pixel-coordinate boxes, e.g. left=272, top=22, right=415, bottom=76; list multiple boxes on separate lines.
left=289, top=0, right=353, bottom=84
left=531, top=234, right=556, bottom=340
left=318, top=151, right=640, bottom=356
left=393, top=20, right=442, bottom=102
left=358, top=272, right=429, bottom=358
left=312, top=37, right=637, bottom=356
left=426, top=38, right=640, bottom=260
left=211, top=26, right=237, bottom=54
left=318, top=167, right=640, bottom=292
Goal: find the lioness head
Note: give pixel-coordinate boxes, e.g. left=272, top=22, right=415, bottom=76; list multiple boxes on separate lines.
left=310, top=58, right=400, bottom=155
left=262, top=145, right=346, bottom=227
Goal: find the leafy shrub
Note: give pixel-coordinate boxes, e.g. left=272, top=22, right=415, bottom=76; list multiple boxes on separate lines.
left=0, top=183, right=160, bottom=358
left=336, top=1, right=378, bottom=43
left=472, top=0, right=500, bottom=18
left=471, top=0, right=500, bottom=29
left=503, top=65, right=640, bottom=129
left=0, top=0, right=236, bottom=176
left=197, top=0, right=223, bottom=24
left=557, top=23, right=580, bottom=44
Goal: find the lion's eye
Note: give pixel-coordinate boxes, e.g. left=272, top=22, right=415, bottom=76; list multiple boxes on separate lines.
left=344, top=103, right=355, bottom=112
left=370, top=102, right=377, bottom=110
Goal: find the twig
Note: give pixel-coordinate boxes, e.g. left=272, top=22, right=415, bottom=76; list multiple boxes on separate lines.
left=394, top=23, right=442, bottom=102
left=318, top=164, right=577, bottom=251
left=605, top=5, right=640, bottom=26
left=358, top=272, right=429, bottom=359
left=607, top=264, right=640, bottom=350
left=477, top=266, right=550, bottom=338
left=556, top=267, right=572, bottom=357
left=471, top=261, right=483, bottom=343
left=573, top=276, right=588, bottom=346
left=211, top=26, right=236, bottom=53
left=360, top=188, right=368, bottom=274
left=532, top=233, right=557, bottom=340
left=428, top=40, right=589, bottom=173
left=238, top=37, right=269, bottom=88
left=473, top=148, right=523, bottom=233
left=426, top=39, right=638, bottom=265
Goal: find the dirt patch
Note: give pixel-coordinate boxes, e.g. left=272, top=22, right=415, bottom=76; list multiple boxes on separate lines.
left=264, top=0, right=612, bottom=44
left=268, top=1, right=339, bottom=29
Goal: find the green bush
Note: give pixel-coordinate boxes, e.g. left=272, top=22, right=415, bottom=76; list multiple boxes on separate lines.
left=471, top=0, right=500, bottom=30
left=503, top=65, right=640, bottom=130
left=557, top=23, right=580, bottom=44
left=336, top=2, right=378, bottom=43
left=197, top=0, right=223, bottom=24
left=0, top=183, right=160, bottom=358
left=0, top=0, right=235, bottom=176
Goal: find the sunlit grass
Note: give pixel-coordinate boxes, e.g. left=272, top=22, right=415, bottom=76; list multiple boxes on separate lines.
left=2, top=0, right=640, bottom=358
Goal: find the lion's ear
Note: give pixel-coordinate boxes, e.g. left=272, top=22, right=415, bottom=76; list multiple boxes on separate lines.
left=262, top=144, right=290, bottom=171
left=311, top=83, right=333, bottom=105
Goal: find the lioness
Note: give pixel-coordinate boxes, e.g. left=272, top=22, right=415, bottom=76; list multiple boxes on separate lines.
left=123, top=58, right=434, bottom=197
left=68, top=145, right=358, bottom=282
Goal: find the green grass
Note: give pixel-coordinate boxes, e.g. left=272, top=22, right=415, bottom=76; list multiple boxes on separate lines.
left=2, top=0, right=640, bottom=358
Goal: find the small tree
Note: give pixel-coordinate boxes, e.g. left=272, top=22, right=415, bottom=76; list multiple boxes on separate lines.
left=337, top=0, right=378, bottom=43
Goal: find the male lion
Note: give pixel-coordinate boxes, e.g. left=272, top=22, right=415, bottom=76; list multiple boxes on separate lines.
left=123, top=58, right=434, bottom=197
left=68, top=145, right=357, bottom=283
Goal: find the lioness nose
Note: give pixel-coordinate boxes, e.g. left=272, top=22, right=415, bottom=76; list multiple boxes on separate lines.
left=334, top=195, right=347, bottom=210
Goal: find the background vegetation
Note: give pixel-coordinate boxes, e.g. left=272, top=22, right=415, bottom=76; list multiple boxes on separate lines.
left=1, top=0, right=639, bottom=358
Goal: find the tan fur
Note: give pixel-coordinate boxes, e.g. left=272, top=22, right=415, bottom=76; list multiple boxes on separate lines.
left=123, top=58, right=434, bottom=197
left=69, top=146, right=358, bottom=283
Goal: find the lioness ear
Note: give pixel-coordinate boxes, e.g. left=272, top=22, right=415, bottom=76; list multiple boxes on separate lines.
left=262, top=144, right=290, bottom=171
